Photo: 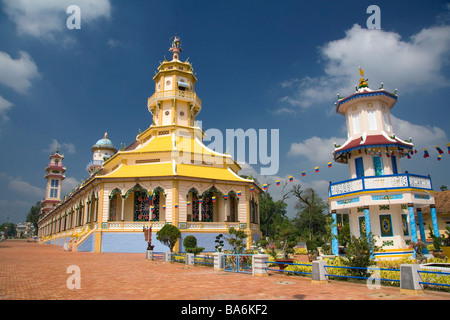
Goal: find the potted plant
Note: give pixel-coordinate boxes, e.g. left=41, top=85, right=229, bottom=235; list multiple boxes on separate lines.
left=441, top=226, right=450, bottom=260
left=410, top=240, right=427, bottom=264
left=306, top=239, right=318, bottom=262
left=273, top=224, right=298, bottom=269
left=428, top=225, right=447, bottom=259
left=215, top=234, right=224, bottom=252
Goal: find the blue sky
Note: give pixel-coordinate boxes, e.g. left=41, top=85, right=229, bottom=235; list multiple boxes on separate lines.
left=0, top=0, right=449, bottom=224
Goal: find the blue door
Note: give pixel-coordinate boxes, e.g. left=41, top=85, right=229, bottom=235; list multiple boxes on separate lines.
left=355, top=157, right=364, bottom=177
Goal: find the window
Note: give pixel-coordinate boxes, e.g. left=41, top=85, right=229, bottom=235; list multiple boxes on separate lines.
left=351, top=113, right=360, bottom=134
left=49, top=179, right=59, bottom=198
left=355, top=157, right=364, bottom=177
left=367, top=110, right=377, bottom=130
left=379, top=214, right=393, bottom=237
left=373, top=156, right=384, bottom=176
left=391, top=155, right=398, bottom=174
left=134, top=191, right=149, bottom=221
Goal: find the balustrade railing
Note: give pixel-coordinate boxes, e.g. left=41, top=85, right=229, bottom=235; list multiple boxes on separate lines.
left=329, top=173, right=432, bottom=197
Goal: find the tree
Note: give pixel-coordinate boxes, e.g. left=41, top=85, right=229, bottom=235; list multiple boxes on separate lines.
left=273, top=219, right=298, bottom=259
left=156, top=224, right=181, bottom=252
left=26, top=201, right=42, bottom=234
left=183, top=235, right=204, bottom=256
left=259, top=183, right=291, bottom=238
left=291, top=185, right=327, bottom=241
left=344, top=232, right=381, bottom=278
left=226, top=227, right=248, bottom=254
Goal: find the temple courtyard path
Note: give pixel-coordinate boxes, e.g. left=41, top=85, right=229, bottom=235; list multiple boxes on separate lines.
left=0, top=240, right=448, bottom=301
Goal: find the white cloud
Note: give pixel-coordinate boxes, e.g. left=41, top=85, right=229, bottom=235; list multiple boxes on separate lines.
left=280, top=22, right=450, bottom=110
left=44, top=139, right=76, bottom=154
left=0, top=50, right=40, bottom=93
left=288, top=136, right=346, bottom=164
left=8, top=178, right=45, bottom=198
left=61, top=176, right=81, bottom=196
left=0, top=96, right=13, bottom=121
left=391, top=115, right=448, bottom=149
left=2, top=0, right=112, bottom=40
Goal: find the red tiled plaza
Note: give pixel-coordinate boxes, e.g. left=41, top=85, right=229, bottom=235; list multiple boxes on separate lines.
left=1, top=240, right=448, bottom=300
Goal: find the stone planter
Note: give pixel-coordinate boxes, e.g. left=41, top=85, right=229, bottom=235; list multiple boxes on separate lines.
left=441, top=246, right=450, bottom=260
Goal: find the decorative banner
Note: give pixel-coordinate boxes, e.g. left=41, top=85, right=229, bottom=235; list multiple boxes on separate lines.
left=289, top=176, right=293, bottom=182
left=276, top=180, right=280, bottom=186
left=187, top=201, right=191, bottom=207
left=423, top=148, right=430, bottom=158
left=224, top=194, right=228, bottom=200
left=250, top=187, right=254, bottom=192
left=263, top=183, right=268, bottom=190
left=162, top=205, right=166, bottom=210
left=212, top=196, right=216, bottom=202
left=315, top=166, right=319, bottom=173
left=175, top=204, right=179, bottom=208
left=435, top=146, right=444, bottom=154
left=302, top=171, right=306, bottom=176
left=237, top=191, right=241, bottom=197
left=438, top=155, right=442, bottom=161
left=328, top=162, right=332, bottom=168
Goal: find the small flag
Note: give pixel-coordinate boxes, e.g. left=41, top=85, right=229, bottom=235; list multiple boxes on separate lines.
left=289, top=176, right=293, bottom=182
left=212, top=196, right=216, bottom=202
left=302, top=171, right=306, bottom=176
left=187, top=201, right=191, bottom=207
left=327, top=162, right=332, bottom=168
left=162, top=205, right=166, bottom=210
left=276, top=180, right=280, bottom=186
left=199, top=198, right=203, bottom=204
left=175, top=204, right=178, bottom=208
left=315, top=166, right=319, bottom=173
left=263, top=183, right=268, bottom=190
left=224, top=194, right=228, bottom=200
left=386, top=153, right=390, bottom=158
left=237, top=191, right=241, bottom=197
left=407, top=154, right=411, bottom=159
left=250, top=187, right=254, bottom=192
left=414, top=149, right=417, bottom=154
left=438, top=155, right=442, bottom=161
left=447, top=142, right=450, bottom=154
left=151, top=206, right=155, bottom=211
left=435, top=146, right=444, bottom=154
left=423, top=148, right=430, bottom=158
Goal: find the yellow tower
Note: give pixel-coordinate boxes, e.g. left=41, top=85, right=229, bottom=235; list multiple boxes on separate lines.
left=148, top=36, right=201, bottom=127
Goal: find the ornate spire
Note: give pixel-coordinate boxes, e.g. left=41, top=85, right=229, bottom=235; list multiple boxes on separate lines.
left=169, top=36, right=182, bottom=60
left=358, top=66, right=369, bottom=89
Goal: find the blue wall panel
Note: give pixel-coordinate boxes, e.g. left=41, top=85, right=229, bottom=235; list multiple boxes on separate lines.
left=101, top=232, right=167, bottom=253
left=77, top=234, right=94, bottom=252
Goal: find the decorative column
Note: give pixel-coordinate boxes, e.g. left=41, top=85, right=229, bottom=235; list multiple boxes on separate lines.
left=430, top=204, right=440, bottom=237
left=408, top=203, right=418, bottom=258
left=363, top=206, right=372, bottom=238
left=416, top=208, right=428, bottom=254
left=331, top=210, right=339, bottom=256
left=121, top=195, right=125, bottom=221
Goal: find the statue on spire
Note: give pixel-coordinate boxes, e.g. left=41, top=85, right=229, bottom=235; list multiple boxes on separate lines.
left=169, top=36, right=182, bottom=60
left=358, top=67, right=369, bottom=89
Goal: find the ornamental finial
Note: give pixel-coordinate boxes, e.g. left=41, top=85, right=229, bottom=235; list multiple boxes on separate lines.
left=358, top=66, right=369, bottom=89
left=169, top=36, right=182, bottom=60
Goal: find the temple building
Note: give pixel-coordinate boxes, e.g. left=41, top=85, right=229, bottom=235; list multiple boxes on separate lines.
left=328, top=68, right=438, bottom=259
left=38, top=37, right=262, bottom=253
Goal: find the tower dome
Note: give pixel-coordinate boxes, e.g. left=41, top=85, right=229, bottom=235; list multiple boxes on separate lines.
left=87, top=132, right=117, bottom=176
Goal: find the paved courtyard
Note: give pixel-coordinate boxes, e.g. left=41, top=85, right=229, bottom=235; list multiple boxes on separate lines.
left=1, top=240, right=449, bottom=301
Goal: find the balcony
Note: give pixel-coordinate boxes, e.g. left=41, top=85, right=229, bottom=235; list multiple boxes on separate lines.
left=147, top=89, right=202, bottom=109
left=329, top=173, right=433, bottom=198
left=86, top=160, right=103, bottom=170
